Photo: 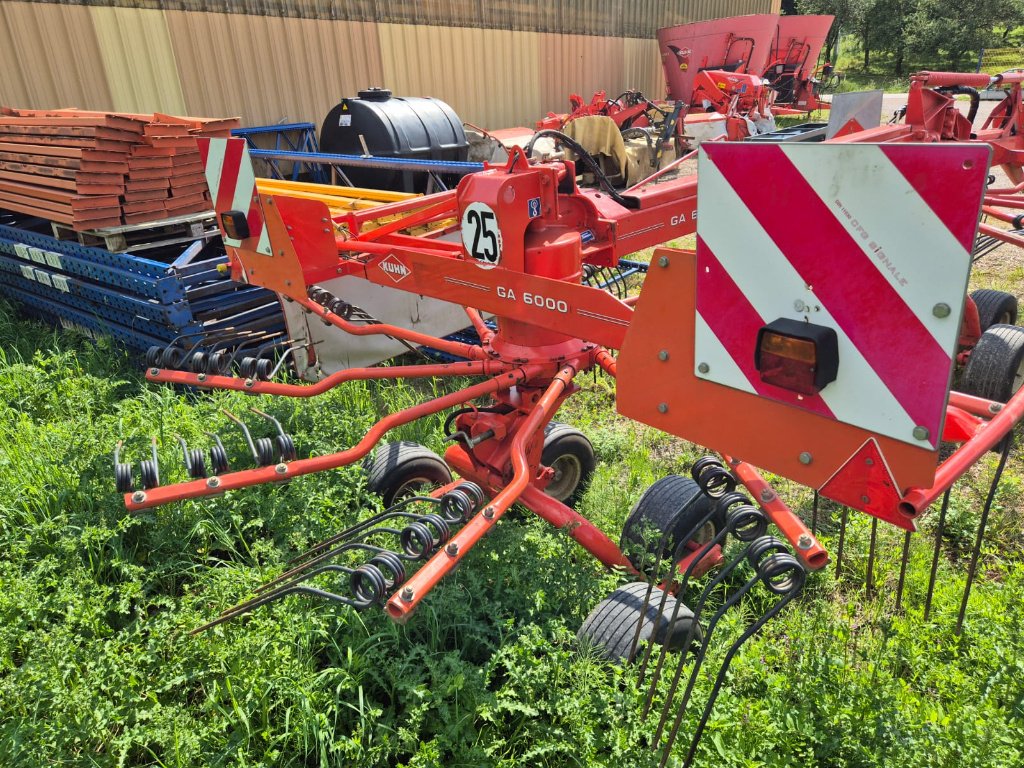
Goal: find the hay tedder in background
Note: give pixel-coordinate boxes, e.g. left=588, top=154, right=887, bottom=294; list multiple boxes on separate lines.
left=113, top=70, right=1024, bottom=760
left=519, top=13, right=839, bottom=175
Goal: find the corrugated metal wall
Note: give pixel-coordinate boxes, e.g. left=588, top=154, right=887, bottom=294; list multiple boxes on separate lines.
left=1, top=0, right=782, bottom=128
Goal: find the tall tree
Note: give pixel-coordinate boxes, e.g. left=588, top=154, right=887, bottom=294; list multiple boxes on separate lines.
left=905, top=0, right=1024, bottom=70
left=798, top=0, right=871, bottom=63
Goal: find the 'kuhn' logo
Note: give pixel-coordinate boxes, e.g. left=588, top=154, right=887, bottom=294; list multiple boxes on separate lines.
left=379, top=255, right=411, bottom=283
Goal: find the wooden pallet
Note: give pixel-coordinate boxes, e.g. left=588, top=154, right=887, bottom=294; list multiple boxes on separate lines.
left=51, top=210, right=217, bottom=253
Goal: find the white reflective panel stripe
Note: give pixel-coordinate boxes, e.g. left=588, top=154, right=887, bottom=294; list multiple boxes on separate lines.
left=230, top=143, right=257, bottom=216
left=202, top=139, right=227, bottom=209
left=693, top=311, right=756, bottom=394
left=698, top=158, right=924, bottom=446
left=781, top=144, right=970, bottom=351
left=254, top=227, right=271, bottom=256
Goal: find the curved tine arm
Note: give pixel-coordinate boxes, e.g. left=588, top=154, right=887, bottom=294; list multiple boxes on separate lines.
left=633, top=506, right=724, bottom=681
left=644, top=523, right=766, bottom=720
left=220, top=409, right=258, bottom=461
left=653, top=561, right=766, bottom=748
left=385, top=363, right=580, bottom=621
left=298, top=295, right=489, bottom=361
left=257, top=540, right=370, bottom=595
left=191, top=581, right=366, bottom=635
left=670, top=554, right=806, bottom=768
left=147, top=359, right=514, bottom=397
left=639, top=497, right=762, bottom=688
left=286, top=480, right=463, bottom=567
left=261, top=514, right=429, bottom=596
left=208, top=564, right=362, bottom=628
left=126, top=364, right=544, bottom=511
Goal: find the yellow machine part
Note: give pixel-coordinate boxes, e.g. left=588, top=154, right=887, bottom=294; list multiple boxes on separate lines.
left=253, top=178, right=453, bottom=236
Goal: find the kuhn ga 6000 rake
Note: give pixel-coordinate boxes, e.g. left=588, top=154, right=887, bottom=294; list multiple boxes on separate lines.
left=119, top=133, right=1023, bottom=755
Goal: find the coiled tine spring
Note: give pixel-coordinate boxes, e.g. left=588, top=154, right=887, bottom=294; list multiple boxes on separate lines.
left=113, top=440, right=134, bottom=493
left=176, top=436, right=207, bottom=479
left=221, top=410, right=261, bottom=464
left=204, top=432, right=230, bottom=474
left=138, top=436, right=160, bottom=490
left=249, top=408, right=296, bottom=461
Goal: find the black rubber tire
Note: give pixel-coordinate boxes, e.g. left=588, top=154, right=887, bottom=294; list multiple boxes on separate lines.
left=365, top=442, right=453, bottom=507
left=541, top=422, right=596, bottom=505
left=577, top=581, right=703, bottom=662
left=970, top=289, right=1018, bottom=332
left=620, top=476, right=720, bottom=575
left=961, top=324, right=1024, bottom=402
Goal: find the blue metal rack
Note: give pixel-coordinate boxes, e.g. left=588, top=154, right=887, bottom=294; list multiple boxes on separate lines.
left=232, top=123, right=328, bottom=184
left=0, top=214, right=286, bottom=355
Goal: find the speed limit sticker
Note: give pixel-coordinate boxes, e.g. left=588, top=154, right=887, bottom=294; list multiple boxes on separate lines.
left=461, top=202, right=502, bottom=269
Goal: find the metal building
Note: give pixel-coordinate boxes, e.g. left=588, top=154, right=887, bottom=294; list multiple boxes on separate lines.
left=1, top=0, right=781, bottom=129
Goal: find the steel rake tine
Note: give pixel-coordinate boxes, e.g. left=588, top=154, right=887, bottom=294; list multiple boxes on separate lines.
left=653, top=555, right=763, bottom=748
left=627, top=526, right=675, bottom=670
left=637, top=509, right=726, bottom=700
left=285, top=495, right=435, bottom=565
left=631, top=495, right=717, bottom=676
left=924, top=489, right=953, bottom=621
left=895, top=530, right=912, bottom=612
left=256, top=539, right=388, bottom=595
left=258, top=525, right=415, bottom=595
left=866, top=517, right=879, bottom=596
left=811, top=490, right=819, bottom=535
left=191, top=579, right=359, bottom=635
left=649, top=543, right=755, bottom=735
left=956, top=437, right=1012, bottom=634
left=835, top=507, right=849, bottom=579
left=643, top=501, right=767, bottom=717
left=666, top=549, right=806, bottom=768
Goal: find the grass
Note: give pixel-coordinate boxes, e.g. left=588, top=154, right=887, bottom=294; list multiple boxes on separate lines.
left=1, top=297, right=1023, bottom=767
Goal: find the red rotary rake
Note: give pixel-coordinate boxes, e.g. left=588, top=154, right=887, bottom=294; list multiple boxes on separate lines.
left=114, top=76, right=1024, bottom=760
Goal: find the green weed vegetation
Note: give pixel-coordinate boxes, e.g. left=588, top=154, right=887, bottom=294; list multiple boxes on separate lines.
left=0, top=301, right=1022, bottom=767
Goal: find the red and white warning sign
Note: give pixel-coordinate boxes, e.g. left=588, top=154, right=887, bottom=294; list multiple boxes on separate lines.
left=694, top=142, right=989, bottom=449
left=197, top=137, right=271, bottom=257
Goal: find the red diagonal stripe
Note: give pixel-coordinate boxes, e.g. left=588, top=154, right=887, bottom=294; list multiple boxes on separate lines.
left=878, top=144, right=987, bottom=252
left=706, top=144, right=948, bottom=440
left=215, top=139, right=244, bottom=214
left=196, top=137, right=211, bottom=165
left=697, top=238, right=835, bottom=418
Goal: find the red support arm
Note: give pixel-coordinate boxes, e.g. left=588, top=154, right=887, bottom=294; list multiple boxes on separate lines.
left=385, top=364, right=579, bottom=620
left=124, top=364, right=545, bottom=511
left=145, top=359, right=515, bottom=397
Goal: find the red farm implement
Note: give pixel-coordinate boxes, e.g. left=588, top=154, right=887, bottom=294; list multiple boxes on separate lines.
left=114, top=85, right=1024, bottom=759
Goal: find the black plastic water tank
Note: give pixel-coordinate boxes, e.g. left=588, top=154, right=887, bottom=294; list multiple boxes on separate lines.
left=320, top=88, right=469, bottom=193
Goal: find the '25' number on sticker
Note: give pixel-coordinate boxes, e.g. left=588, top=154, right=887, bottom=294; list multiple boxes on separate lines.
left=461, top=203, right=502, bottom=268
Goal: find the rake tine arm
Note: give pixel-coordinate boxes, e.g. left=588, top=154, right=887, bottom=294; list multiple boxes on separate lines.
left=258, top=528, right=415, bottom=595
left=665, top=542, right=806, bottom=768
left=385, top=363, right=581, bottom=621
left=284, top=491, right=448, bottom=567
left=125, top=364, right=543, bottom=511
left=146, top=359, right=515, bottom=395
left=191, top=578, right=363, bottom=635
left=286, top=481, right=466, bottom=565
left=652, top=539, right=775, bottom=748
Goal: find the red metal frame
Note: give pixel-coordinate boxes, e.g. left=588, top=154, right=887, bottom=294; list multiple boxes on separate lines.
left=129, top=100, right=1024, bottom=616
